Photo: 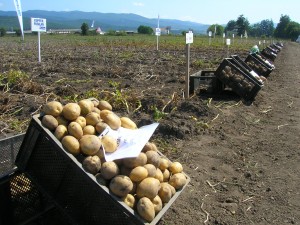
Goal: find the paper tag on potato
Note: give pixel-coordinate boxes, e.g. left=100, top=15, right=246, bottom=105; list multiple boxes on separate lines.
left=100, top=123, right=159, bottom=162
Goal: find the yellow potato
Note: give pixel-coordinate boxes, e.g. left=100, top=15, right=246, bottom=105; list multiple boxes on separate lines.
left=54, top=124, right=68, bottom=141
left=85, top=112, right=101, bottom=126
left=91, top=107, right=101, bottom=115
left=154, top=168, right=163, bottom=183
left=68, top=121, right=83, bottom=140
left=95, top=121, right=108, bottom=134
left=159, top=158, right=170, bottom=171
left=120, top=117, right=137, bottom=129
left=169, top=173, right=187, bottom=190
left=169, top=162, right=183, bottom=174
left=42, top=101, right=63, bottom=117
left=109, top=175, right=133, bottom=197
left=75, top=116, right=86, bottom=128
left=162, top=169, right=170, bottom=182
left=61, top=135, right=80, bottom=155
left=122, top=194, right=136, bottom=208
left=136, top=177, right=160, bottom=199
left=41, top=115, right=58, bottom=131
left=152, top=195, right=163, bottom=214
left=158, top=182, right=173, bottom=203
left=143, top=164, right=157, bottom=177
left=62, top=103, right=81, bottom=121
left=98, top=100, right=112, bottom=111
left=56, top=115, right=69, bottom=126
left=101, top=161, right=120, bottom=180
left=78, top=99, right=94, bottom=116
left=123, top=152, right=147, bottom=169
left=83, top=125, right=96, bottom=135
left=129, top=166, right=148, bottom=182
left=101, top=112, right=121, bottom=130
left=142, top=142, right=158, bottom=153
left=79, top=135, right=101, bottom=156
left=137, top=197, right=155, bottom=222
left=101, top=135, right=118, bottom=153
left=145, top=151, right=160, bottom=167
left=82, top=155, right=101, bottom=175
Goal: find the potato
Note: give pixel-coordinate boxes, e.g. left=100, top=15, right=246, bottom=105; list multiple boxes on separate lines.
left=83, top=125, right=96, bottom=135
left=98, top=100, right=112, bottom=111
left=101, top=135, right=118, bottom=153
left=152, top=195, right=163, bottom=214
left=143, top=164, right=157, bottom=177
left=120, top=117, right=137, bottom=129
left=159, top=158, right=170, bottom=171
left=154, top=168, right=163, bottom=183
left=78, top=99, right=94, bottom=116
left=162, top=169, right=170, bottom=182
left=61, top=135, right=80, bottom=155
left=137, top=197, right=155, bottom=222
left=169, top=162, right=183, bottom=174
left=91, top=107, right=101, bottom=115
left=136, top=177, right=160, bottom=199
left=169, top=173, right=187, bottom=190
left=101, top=161, right=119, bottom=180
left=56, top=115, right=69, bottom=126
left=145, top=151, right=160, bottom=167
left=95, top=173, right=107, bottom=186
left=109, top=175, right=133, bottom=197
left=85, top=112, right=101, bottom=126
left=54, top=124, right=68, bottom=141
left=158, top=183, right=173, bottom=203
left=75, top=116, right=86, bottom=128
left=62, top=102, right=81, bottom=121
left=122, top=194, right=136, bottom=208
left=82, top=155, right=101, bottom=175
left=123, top=152, right=147, bottom=168
left=91, top=99, right=99, bottom=108
left=101, top=112, right=121, bottom=130
left=129, top=166, right=148, bottom=182
left=79, top=135, right=101, bottom=156
left=41, top=115, right=58, bottom=131
left=68, top=121, right=83, bottom=140
left=95, top=121, right=108, bottom=134
left=42, top=101, right=63, bottom=117
left=142, top=142, right=157, bottom=152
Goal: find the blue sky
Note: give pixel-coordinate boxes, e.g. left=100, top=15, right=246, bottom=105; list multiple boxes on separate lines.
left=0, top=0, right=299, bottom=24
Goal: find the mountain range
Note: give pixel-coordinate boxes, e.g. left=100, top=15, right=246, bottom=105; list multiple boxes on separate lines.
left=0, top=10, right=209, bottom=34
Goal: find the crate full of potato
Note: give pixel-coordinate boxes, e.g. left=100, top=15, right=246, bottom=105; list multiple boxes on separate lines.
left=15, top=98, right=190, bottom=225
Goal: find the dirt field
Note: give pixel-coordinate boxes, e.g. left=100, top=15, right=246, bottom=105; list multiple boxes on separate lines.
left=0, top=36, right=299, bottom=224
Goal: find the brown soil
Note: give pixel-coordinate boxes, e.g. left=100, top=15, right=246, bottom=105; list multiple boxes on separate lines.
left=1, top=39, right=299, bottom=224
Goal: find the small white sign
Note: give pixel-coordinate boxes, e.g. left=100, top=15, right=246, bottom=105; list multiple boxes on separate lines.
left=31, top=18, right=46, bottom=32
left=258, top=41, right=261, bottom=45
left=226, top=38, right=231, bottom=45
left=155, top=27, right=161, bottom=36
left=232, top=34, right=235, bottom=38
left=223, top=33, right=225, bottom=38
left=208, top=31, right=212, bottom=37
left=186, top=31, right=193, bottom=44
left=263, top=40, right=266, bottom=43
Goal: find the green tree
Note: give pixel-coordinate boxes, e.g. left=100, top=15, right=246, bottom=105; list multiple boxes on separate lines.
left=225, top=20, right=236, bottom=34
left=207, top=24, right=224, bottom=36
left=0, top=27, right=6, bottom=37
left=236, top=15, right=250, bottom=36
left=137, top=25, right=153, bottom=35
left=274, top=15, right=291, bottom=38
left=81, top=22, right=89, bottom=36
left=286, top=21, right=300, bottom=41
left=260, top=19, right=274, bottom=37
left=249, top=23, right=261, bottom=37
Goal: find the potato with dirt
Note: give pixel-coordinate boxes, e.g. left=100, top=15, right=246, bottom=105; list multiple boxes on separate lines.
left=62, top=102, right=81, bottom=121
left=82, top=155, right=101, bottom=175
left=68, top=121, right=83, bottom=140
left=169, top=173, right=187, bottom=190
left=61, top=135, right=80, bottom=155
left=136, top=177, right=161, bottom=199
left=54, top=124, right=68, bottom=140
left=137, top=197, right=155, bottom=222
left=123, top=152, right=147, bottom=168
left=101, top=161, right=120, bottom=180
left=78, top=99, right=94, bottom=116
left=109, top=175, right=133, bottom=197
left=42, top=101, right=63, bottom=117
left=101, top=135, right=118, bottom=153
left=41, top=115, right=58, bottom=131
left=79, top=134, right=101, bottom=156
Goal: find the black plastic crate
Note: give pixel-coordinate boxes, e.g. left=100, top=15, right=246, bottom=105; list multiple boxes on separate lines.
left=0, top=133, right=24, bottom=178
left=245, top=54, right=273, bottom=77
left=261, top=48, right=277, bottom=61
left=15, top=115, right=190, bottom=225
left=230, top=55, right=264, bottom=86
left=215, top=58, right=262, bottom=100
left=189, top=70, right=224, bottom=94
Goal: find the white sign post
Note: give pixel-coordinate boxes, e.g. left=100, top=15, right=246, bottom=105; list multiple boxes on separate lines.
left=185, top=31, right=193, bottom=98
left=226, top=38, right=231, bottom=57
left=156, top=14, right=160, bottom=51
left=223, top=33, right=225, bottom=44
left=31, top=18, right=47, bottom=63
left=232, top=33, right=235, bottom=45
left=208, top=31, right=212, bottom=45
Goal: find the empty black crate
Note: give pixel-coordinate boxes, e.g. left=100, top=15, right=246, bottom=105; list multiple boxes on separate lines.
left=215, top=58, right=262, bottom=100
left=15, top=115, right=190, bottom=225
left=189, top=70, right=224, bottom=94
left=245, top=54, right=273, bottom=77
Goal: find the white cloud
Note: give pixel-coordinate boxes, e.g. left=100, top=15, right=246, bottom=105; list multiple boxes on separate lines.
left=133, top=2, right=144, bottom=7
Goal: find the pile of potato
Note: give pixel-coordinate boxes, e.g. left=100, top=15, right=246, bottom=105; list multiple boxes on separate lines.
left=246, top=60, right=268, bottom=75
left=220, top=65, right=255, bottom=93
left=40, top=98, right=188, bottom=223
